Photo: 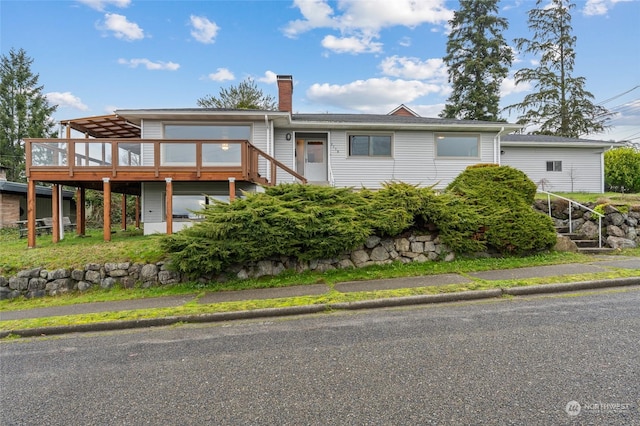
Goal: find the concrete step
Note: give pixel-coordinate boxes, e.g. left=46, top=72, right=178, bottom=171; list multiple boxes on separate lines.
left=572, top=239, right=600, bottom=248
left=576, top=247, right=616, bottom=255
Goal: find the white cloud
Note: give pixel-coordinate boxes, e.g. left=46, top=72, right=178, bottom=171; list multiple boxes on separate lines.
left=321, top=35, right=382, bottom=54
left=257, top=71, right=278, bottom=84
left=609, top=99, right=640, bottom=126
left=206, top=68, right=234, bottom=81
left=307, top=77, right=444, bottom=113
left=398, top=37, right=411, bottom=47
left=45, top=92, right=89, bottom=110
left=500, top=76, right=532, bottom=97
left=283, top=0, right=336, bottom=38
left=190, top=15, right=219, bottom=44
left=118, top=58, right=180, bottom=71
left=379, top=56, right=448, bottom=81
left=284, top=0, right=452, bottom=54
left=100, top=13, right=144, bottom=41
left=77, top=0, right=130, bottom=11
left=583, top=0, right=631, bottom=16
left=104, top=105, right=118, bottom=114
left=412, top=103, right=446, bottom=118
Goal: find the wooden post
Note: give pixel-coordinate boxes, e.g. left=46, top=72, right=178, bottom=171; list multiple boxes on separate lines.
left=228, top=177, right=236, bottom=202
left=52, top=184, right=60, bottom=243
left=135, top=196, right=140, bottom=229
left=121, top=194, right=127, bottom=231
left=103, top=178, right=111, bottom=242
left=76, top=187, right=86, bottom=236
left=27, top=179, right=36, bottom=248
left=165, top=178, right=173, bottom=235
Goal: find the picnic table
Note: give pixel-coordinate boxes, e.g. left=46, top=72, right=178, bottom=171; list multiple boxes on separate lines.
left=16, top=219, right=53, bottom=238
left=16, top=217, right=75, bottom=238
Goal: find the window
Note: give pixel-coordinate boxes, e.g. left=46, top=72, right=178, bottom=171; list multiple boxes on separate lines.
left=435, top=134, right=480, bottom=158
left=349, top=134, right=392, bottom=157
left=546, top=161, right=562, bottom=172
left=162, top=124, right=250, bottom=166
left=168, top=194, right=230, bottom=220
left=164, top=124, right=251, bottom=140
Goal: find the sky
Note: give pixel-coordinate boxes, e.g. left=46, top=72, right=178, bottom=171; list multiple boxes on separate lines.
left=1, top=0, right=639, bottom=142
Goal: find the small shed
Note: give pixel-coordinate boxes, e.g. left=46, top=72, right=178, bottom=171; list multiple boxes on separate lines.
left=0, top=166, right=75, bottom=228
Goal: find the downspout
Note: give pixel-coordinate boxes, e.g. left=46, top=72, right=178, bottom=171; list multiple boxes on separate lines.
left=493, top=126, right=506, bottom=164
left=265, top=114, right=272, bottom=183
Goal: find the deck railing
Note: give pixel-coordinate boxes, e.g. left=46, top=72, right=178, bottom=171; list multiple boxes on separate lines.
left=25, top=138, right=306, bottom=185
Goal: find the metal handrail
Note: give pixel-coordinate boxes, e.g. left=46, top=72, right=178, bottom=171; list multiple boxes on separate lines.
left=537, top=190, right=604, bottom=248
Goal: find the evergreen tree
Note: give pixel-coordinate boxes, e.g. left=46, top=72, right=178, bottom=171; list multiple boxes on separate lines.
left=440, top=0, right=513, bottom=121
left=0, top=48, right=57, bottom=182
left=197, top=77, right=277, bottom=110
left=506, top=0, right=611, bottom=137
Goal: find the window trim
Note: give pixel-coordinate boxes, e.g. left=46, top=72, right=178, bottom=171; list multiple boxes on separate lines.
left=347, top=132, right=393, bottom=158
left=546, top=161, right=562, bottom=172
left=435, top=133, right=481, bottom=159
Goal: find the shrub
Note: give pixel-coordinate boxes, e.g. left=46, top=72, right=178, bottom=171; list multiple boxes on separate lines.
left=445, top=164, right=556, bottom=254
left=605, top=147, right=640, bottom=193
left=161, top=184, right=372, bottom=276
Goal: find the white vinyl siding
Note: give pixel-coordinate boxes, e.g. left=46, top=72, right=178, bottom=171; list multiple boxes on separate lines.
left=274, top=129, right=296, bottom=183
left=141, top=120, right=161, bottom=166
left=501, top=147, right=604, bottom=193
left=328, top=131, right=495, bottom=189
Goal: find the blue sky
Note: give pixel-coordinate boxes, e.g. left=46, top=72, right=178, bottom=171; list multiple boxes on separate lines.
left=2, top=0, right=639, bottom=142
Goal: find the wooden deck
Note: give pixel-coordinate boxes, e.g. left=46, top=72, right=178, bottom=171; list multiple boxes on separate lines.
left=25, top=138, right=305, bottom=189
left=23, top=138, right=306, bottom=247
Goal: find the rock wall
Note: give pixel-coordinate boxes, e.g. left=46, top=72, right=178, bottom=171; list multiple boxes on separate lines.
left=0, top=232, right=454, bottom=300
left=533, top=200, right=639, bottom=249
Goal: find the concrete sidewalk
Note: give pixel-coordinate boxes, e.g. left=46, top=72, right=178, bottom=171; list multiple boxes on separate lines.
left=1, top=256, right=639, bottom=337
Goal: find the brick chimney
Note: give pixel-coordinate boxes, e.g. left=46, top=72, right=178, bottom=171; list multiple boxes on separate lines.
left=277, top=75, right=293, bottom=113
left=0, top=164, right=7, bottom=181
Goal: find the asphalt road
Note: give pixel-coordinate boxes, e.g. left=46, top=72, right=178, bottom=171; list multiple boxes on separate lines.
left=1, top=288, right=639, bottom=425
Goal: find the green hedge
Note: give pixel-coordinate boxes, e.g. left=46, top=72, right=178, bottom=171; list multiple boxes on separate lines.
left=162, top=166, right=556, bottom=277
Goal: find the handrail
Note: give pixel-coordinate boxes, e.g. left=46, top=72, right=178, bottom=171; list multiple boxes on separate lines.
left=537, top=190, right=604, bottom=248
left=24, top=138, right=307, bottom=186
left=247, top=144, right=307, bottom=185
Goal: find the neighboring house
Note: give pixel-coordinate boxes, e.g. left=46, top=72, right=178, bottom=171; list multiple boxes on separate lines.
left=500, top=134, right=619, bottom=193
left=0, top=165, right=75, bottom=228
left=30, top=74, right=617, bottom=244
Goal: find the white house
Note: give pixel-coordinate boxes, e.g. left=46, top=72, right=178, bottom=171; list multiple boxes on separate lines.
left=500, top=134, right=618, bottom=193
left=22, top=75, right=613, bottom=243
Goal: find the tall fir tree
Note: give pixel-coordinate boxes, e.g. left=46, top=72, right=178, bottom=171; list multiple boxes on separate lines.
left=0, top=48, right=57, bottom=182
left=440, top=0, right=513, bottom=121
left=197, top=77, right=277, bottom=110
left=506, top=0, right=611, bottom=137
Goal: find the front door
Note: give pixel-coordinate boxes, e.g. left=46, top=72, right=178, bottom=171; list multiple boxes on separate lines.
left=296, top=138, right=327, bottom=182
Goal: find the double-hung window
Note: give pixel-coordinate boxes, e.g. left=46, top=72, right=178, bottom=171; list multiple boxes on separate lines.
left=349, top=134, right=392, bottom=157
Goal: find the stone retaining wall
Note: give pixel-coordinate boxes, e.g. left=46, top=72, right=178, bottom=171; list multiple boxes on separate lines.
left=533, top=200, right=639, bottom=249
left=0, top=232, right=454, bottom=300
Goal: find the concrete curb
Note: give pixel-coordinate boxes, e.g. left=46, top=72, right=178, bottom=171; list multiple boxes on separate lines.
left=503, top=276, right=640, bottom=295
left=2, top=278, right=639, bottom=339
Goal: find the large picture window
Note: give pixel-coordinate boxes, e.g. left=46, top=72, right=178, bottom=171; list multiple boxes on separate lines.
left=162, top=124, right=250, bottom=166
left=349, top=134, right=392, bottom=157
left=435, top=134, right=480, bottom=158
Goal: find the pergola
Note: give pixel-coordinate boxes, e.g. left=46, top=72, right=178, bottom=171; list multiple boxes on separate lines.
left=25, top=114, right=142, bottom=247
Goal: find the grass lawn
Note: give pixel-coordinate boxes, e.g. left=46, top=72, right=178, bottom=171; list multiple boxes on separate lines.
left=0, top=228, right=166, bottom=276
left=534, top=191, right=640, bottom=206
left=1, top=192, right=639, bottom=328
